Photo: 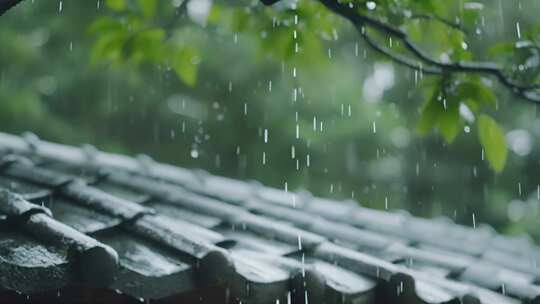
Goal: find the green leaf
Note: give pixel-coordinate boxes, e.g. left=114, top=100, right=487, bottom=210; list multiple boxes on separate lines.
left=454, top=79, right=496, bottom=111
left=171, top=47, right=199, bottom=86
left=478, top=115, right=507, bottom=172
left=105, top=0, right=126, bottom=12
left=488, top=42, right=514, bottom=57
left=417, top=87, right=461, bottom=143
left=438, top=100, right=460, bottom=143
left=90, top=30, right=128, bottom=64
left=417, top=93, right=439, bottom=134
left=230, top=10, right=251, bottom=32
left=128, top=28, right=165, bottom=63
left=87, top=17, right=123, bottom=35
left=137, top=0, right=157, bottom=19
left=207, top=4, right=222, bottom=24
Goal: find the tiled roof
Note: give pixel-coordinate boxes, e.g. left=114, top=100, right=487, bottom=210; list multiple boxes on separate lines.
left=0, top=132, right=539, bottom=304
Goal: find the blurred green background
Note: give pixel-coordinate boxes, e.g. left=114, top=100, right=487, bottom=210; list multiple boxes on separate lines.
left=0, top=0, right=539, bottom=240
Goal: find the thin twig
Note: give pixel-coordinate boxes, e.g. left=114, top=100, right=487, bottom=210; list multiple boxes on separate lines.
left=409, top=14, right=466, bottom=34
left=316, top=0, right=540, bottom=103
left=359, top=28, right=442, bottom=74
left=164, top=0, right=191, bottom=37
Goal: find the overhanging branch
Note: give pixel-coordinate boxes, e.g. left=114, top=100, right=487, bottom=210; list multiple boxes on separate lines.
left=297, top=0, right=540, bottom=103
left=0, top=0, right=24, bottom=16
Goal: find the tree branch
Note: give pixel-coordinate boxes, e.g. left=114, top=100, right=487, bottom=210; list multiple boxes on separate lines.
left=359, top=28, right=442, bottom=75
left=0, top=0, right=24, bottom=16
left=314, top=0, right=540, bottom=103
left=409, top=14, right=467, bottom=34
left=163, top=0, right=191, bottom=37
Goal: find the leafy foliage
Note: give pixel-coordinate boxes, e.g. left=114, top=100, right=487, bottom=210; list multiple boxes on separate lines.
left=2, top=0, right=540, bottom=240
left=88, top=0, right=200, bottom=86
left=416, top=75, right=505, bottom=169
left=84, top=0, right=540, bottom=172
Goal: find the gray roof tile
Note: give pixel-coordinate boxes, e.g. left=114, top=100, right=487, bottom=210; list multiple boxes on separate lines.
left=0, top=132, right=539, bottom=304
left=311, top=260, right=377, bottom=303
left=61, top=181, right=153, bottom=221
left=0, top=175, right=51, bottom=201
left=0, top=230, right=71, bottom=294
left=2, top=160, right=73, bottom=188
left=49, top=197, right=122, bottom=234
left=98, top=230, right=196, bottom=299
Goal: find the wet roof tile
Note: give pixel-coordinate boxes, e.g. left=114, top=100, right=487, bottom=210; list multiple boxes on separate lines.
left=48, top=196, right=122, bottom=234
left=0, top=132, right=539, bottom=304
left=0, top=230, right=71, bottom=294
left=98, top=230, right=196, bottom=300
